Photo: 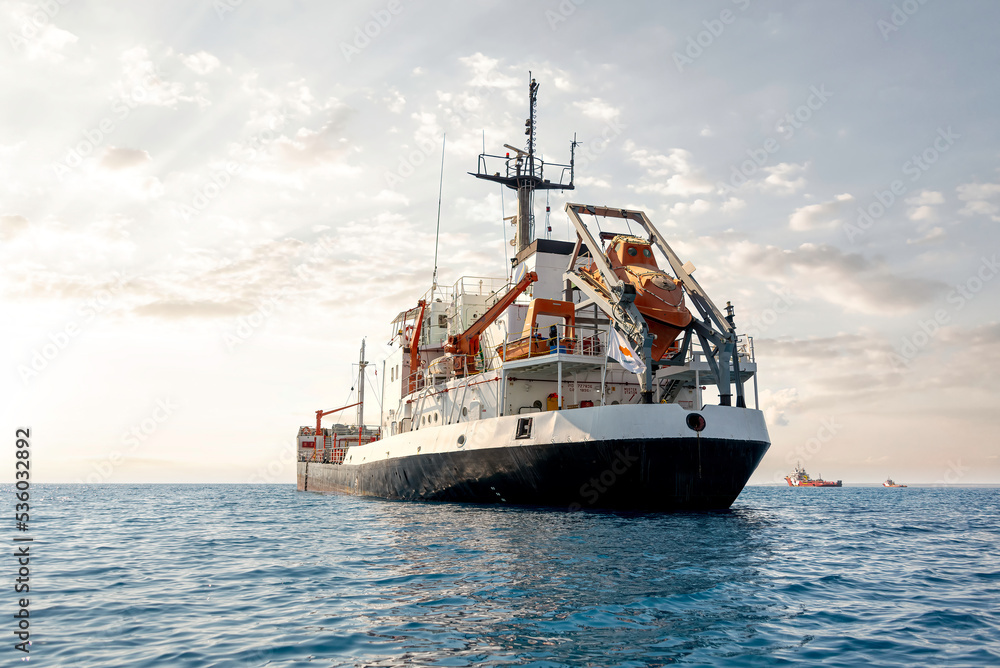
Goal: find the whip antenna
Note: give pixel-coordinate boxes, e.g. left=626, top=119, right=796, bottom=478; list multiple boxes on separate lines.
left=431, top=134, right=446, bottom=291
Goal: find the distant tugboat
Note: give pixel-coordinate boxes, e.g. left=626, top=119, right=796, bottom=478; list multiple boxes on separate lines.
left=785, top=462, right=842, bottom=487
left=883, top=478, right=907, bottom=488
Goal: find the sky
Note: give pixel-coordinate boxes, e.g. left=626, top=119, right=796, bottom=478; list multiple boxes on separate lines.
left=2, top=0, right=999, bottom=485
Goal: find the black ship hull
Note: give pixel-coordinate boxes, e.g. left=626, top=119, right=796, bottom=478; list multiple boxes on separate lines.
left=297, top=436, right=769, bottom=511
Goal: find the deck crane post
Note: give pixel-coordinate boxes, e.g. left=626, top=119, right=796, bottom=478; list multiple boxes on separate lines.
left=443, top=271, right=539, bottom=373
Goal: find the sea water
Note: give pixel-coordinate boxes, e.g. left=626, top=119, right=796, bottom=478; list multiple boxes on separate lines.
left=18, top=484, right=1000, bottom=666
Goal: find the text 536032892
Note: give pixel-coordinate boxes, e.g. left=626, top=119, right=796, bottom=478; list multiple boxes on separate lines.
left=13, top=428, right=32, bottom=657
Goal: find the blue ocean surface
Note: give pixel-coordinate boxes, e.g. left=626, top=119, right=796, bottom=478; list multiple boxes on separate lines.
left=16, top=484, right=1000, bottom=666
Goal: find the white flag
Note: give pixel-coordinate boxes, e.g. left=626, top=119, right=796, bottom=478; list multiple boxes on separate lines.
left=608, top=328, right=646, bottom=374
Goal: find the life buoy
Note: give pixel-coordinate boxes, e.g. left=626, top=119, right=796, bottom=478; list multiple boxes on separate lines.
left=404, top=325, right=414, bottom=340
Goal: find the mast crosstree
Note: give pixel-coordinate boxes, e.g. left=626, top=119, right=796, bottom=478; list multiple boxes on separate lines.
left=470, top=73, right=577, bottom=256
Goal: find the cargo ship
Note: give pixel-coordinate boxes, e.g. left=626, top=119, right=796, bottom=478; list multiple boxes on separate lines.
left=296, top=76, right=770, bottom=510
left=785, top=463, right=842, bottom=487
left=883, top=478, right=907, bottom=487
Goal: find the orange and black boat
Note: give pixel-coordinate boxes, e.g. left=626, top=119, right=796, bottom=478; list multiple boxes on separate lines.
left=785, top=462, right=842, bottom=487
left=295, top=76, right=770, bottom=510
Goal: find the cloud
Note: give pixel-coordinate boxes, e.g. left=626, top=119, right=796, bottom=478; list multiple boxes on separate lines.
left=575, top=176, right=611, bottom=188
left=670, top=199, right=711, bottom=215
left=761, top=162, right=807, bottom=195
left=907, top=205, right=937, bottom=222
left=116, top=46, right=192, bottom=108
left=905, top=190, right=944, bottom=222
left=957, top=180, right=1000, bottom=221
left=133, top=299, right=253, bottom=319
left=907, top=190, right=944, bottom=206
left=906, top=227, right=945, bottom=245
left=458, top=53, right=519, bottom=89
left=99, top=147, right=151, bottom=170
left=182, top=51, right=221, bottom=75
left=788, top=193, right=854, bottom=231
left=0, top=214, right=29, bottom=240
left=959, top=199, right=999, bottom=219
left=627, top=144, right=714, bottom=197
left=572, top=97, right=620, bottom=122
left=724, top=241, right=948, bottom=314
left=274, top=103, right=354, bottom=166
left=906, top=323, right=1000, bottom=392
left=8, top=11, right=77, bottom=62
left=383, top=89, right=405, bottom=114
left=755, top=331, right=906, bottom=402
left=720, top=198, right=745, bottom=213
left=759, top=387, right=799, bottom=426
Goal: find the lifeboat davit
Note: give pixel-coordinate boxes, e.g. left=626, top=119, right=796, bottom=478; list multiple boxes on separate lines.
left=581, top=235, right=692, bottom=360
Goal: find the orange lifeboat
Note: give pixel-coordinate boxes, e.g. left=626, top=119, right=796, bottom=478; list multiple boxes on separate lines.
left=581, top=235, right=692, bottom=360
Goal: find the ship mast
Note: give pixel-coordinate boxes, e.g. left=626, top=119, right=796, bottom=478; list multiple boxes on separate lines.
left=357, top=339, right=366, bottom=431
left=470, top=73, right=576, bottom=258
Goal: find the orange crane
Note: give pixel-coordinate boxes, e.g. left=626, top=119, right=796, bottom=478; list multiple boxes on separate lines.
left=314, top=401, right=362, bottom=445
left=443, top=271, right=538, bottom=372
left=407, top=299, right=428, bottom=394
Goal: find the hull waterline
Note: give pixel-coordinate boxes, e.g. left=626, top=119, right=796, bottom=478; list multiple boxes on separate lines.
left=298, top=435, right=769, bottom=511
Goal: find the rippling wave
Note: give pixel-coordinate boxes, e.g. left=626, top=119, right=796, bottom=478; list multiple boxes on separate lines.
left=18, top=485, right=1000, bottom=666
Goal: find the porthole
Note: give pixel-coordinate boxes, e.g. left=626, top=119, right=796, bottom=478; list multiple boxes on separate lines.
left=457, top=435, right=466, bottom=447
left=462, top=407, right=468, bottom=417
left=643, top=248, right=652, bottom=257
left=627, top=246, right=638, bottom=256
left=686, top=412, right=706, bottom=432
left=434, top=413, right=439, bottom=423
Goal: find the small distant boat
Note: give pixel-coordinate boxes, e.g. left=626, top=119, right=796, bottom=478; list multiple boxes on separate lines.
left=785, top=462, right=842, bottom=487
left=883, top=478, right=907, bottom=488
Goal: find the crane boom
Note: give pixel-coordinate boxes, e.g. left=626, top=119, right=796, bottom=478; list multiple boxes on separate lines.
left=445, top=271, right=538, bottom=356
left=314, top=401, right=362, bottom=439
left=408, top=299, right=428, bottom=394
